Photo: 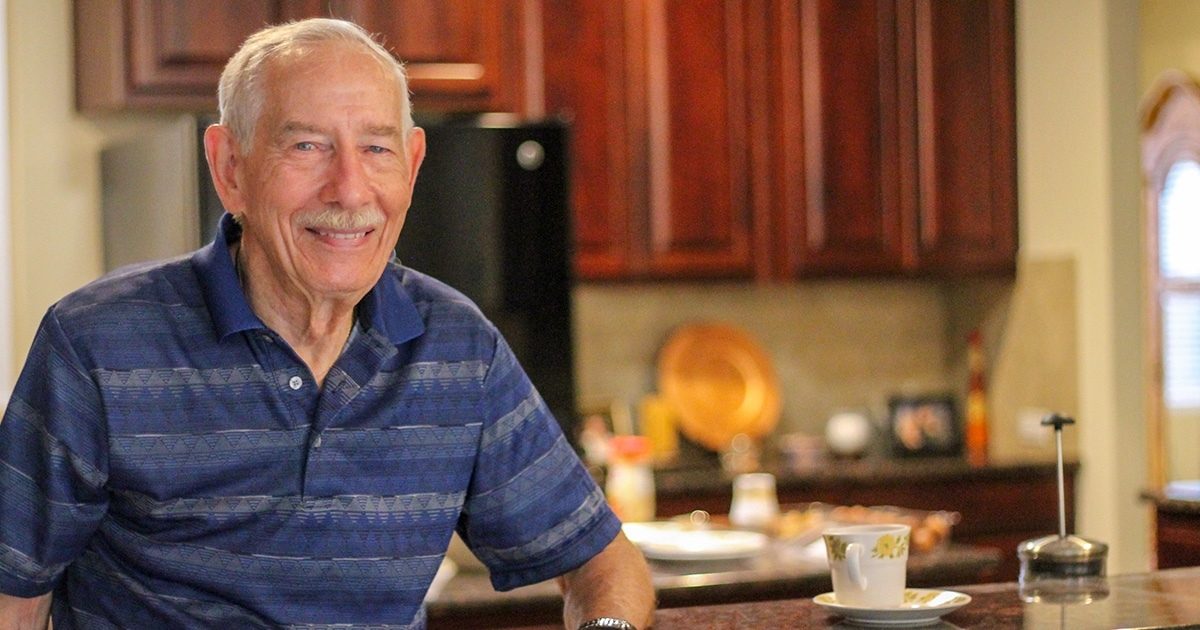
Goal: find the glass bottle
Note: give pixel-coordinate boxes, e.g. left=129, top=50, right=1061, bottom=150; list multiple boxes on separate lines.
left=966, top=329, right=989, bottom=465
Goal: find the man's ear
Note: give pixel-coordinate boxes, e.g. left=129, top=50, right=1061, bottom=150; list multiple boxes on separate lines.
left=203, top=124, right=247, bottom=215
left=404, top=127, right=427, bottom=193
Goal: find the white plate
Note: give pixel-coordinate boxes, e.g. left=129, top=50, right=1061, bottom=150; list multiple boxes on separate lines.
left=813, top=589, right=971, bottom=627
left=622, top=522, right=768, bottom=561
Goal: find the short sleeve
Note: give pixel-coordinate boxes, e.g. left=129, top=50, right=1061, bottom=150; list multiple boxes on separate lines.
left=0, top=308, right=109, bottom=597
left=458, top=335, right=620, bottom=591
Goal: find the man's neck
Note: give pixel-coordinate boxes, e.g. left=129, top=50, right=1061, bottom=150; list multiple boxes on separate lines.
left=234, top=243, right=359, bottom=387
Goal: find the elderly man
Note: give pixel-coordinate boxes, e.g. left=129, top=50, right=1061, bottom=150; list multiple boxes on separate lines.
left=0, top=18, right=653, bottom=630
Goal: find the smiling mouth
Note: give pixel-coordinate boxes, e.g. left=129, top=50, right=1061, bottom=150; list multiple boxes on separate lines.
left=309, top=227, right=374, bottom=240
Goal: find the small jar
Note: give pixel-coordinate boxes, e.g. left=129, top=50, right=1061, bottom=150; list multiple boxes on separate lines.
left=605, top=435, right=656, bottom=523
left=729, top=472, right=780, bottom=530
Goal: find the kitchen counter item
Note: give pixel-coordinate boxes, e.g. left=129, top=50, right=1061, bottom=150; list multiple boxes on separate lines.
left=824, top=411, right=874, bottom=457
left=657, top=323, right=781, bottom=452
left=622, top=522, right=769, bottom=561
left=1016, top=414, right=1108, bottom=603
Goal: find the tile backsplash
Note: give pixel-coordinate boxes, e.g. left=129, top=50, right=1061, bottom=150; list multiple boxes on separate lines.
left=571, top=257, right=1077, bottom=462
left=573, top=280, right=957, bottom=439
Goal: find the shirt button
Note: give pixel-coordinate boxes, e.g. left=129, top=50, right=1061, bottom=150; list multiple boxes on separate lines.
left=313, top=435, right=322, bottom=448
left=288, top=376, right=303, bottom=390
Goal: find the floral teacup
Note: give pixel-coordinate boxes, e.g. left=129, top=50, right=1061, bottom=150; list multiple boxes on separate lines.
left=823, top=523, right=911, bottom=608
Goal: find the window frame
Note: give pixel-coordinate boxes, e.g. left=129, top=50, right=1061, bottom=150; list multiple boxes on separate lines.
left=1141, top=70, right=1200, bottom=491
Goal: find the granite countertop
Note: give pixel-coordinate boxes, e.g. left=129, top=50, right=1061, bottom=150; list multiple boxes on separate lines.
left=427, top=543, right=1000, bottom=629
left=503, top=566, right=1200, bottom=629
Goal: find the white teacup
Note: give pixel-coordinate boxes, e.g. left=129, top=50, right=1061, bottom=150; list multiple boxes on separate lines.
left=823, top=523, right=911, bottom=608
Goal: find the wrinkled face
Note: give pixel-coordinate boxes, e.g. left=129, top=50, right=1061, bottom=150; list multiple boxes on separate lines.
left=233, top=41, right=424, bottom=302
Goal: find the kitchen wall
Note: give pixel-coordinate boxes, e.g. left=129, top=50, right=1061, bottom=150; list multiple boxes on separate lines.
left=0, top=0, right=1166, bottom=574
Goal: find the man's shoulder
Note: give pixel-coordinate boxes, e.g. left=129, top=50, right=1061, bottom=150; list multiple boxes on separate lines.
left=385, top=262, right=490, bottom=324
left=51, top=254, right=202, bottom=323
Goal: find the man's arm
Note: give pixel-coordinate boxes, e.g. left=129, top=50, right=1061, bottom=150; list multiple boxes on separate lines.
left=557, top=532, right=655, bottom=629
left=0, top=593, right=51, bottom=630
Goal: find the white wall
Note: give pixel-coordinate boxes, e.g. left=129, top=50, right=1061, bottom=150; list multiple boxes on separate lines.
left=1017, top=0, right=1147, bottom=572
left=6, top=0, right=179, bottom=378
left=0, top=0, right=10, bottom=405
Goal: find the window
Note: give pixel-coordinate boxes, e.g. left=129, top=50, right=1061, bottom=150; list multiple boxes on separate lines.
left=1159, top=161, right=1200, bottom=409
left=1141, top=71, right=1200, bottom=489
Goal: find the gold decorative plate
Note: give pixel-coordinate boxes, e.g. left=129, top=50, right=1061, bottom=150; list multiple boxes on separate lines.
left=657, top=323, right=781, bottom=452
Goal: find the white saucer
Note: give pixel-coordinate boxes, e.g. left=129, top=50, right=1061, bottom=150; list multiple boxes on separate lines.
left=813, top=589, right=971, bottom=627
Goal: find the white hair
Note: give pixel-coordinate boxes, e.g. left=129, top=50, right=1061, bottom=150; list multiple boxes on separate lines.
left=217, top=18, right=413, bottom=151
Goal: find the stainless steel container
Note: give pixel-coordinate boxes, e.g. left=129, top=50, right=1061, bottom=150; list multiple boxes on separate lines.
left=1016, top=414, right=1109, bottom=604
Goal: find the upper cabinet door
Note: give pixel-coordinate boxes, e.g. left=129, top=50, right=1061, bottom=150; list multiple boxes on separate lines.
left=773, top=0, right=909, bottom=277
left=76, top=0, right=311, bottom=111
left=910, top=0, right=1017, bottom=275
left=636, top=0, right=766, bottom=278
left=543, top=0, right=635, bottom=279
left=545, top=0, right=769, bottom=280
left=327, top=0, right=530, bottom=114
left=75, top=0, right=533, bottom=115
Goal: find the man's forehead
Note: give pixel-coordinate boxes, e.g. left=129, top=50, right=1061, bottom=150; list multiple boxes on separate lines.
left=276, top=120, right=403, bottom=138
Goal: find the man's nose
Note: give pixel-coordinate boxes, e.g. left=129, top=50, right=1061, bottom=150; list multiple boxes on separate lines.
left=320, top=149, right=371, bottom=209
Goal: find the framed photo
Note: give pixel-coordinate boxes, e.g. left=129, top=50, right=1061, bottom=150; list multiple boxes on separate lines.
left=887, top=395, right=963, bottom=457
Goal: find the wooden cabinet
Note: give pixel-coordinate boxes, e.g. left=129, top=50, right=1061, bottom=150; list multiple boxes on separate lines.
left=325, top=1, right=530, bottom=114
left=544, top=0, right=770, bottom=280
left=772, top=0, right=908, bottom=275
left=75, top=0, right=533, bottom=115
left=1145, top=496, right=1200, bottom=570
left=546, top=0, right=1016, bottom=281
left=909, top=0, right=1017, bottom=275
left=773, top=0, right=1016, bottom=277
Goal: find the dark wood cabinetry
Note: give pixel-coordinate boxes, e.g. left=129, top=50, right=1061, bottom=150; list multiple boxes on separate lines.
left=775, top=0, right=1016, bottom=277
left=909, top=0, right=1017, bottom=275
left=75, top=0, right=533, bottom=114
left=772, top=0, right=908, bottom=275
left=544, top=0, right=769, bottom=280
left=77, top=1, right=1016, bottom=280
left=1144, top=495, right=1200, bottom=570
left=546, top=0, right=1016, bottom=281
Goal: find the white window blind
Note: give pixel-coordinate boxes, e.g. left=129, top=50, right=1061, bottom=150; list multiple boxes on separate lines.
left=1160, top=160, right=1200, bottom=409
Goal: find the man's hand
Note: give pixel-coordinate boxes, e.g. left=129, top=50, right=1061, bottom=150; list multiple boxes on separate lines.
left=557, top=532, right=655, bottom=629
left=0, top=593, right=51, bottom=630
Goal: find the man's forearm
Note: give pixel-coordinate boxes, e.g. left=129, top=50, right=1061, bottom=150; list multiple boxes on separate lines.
left=558, top=532, right=655, bottom=629
left=0, top=593, right=51, bottom=630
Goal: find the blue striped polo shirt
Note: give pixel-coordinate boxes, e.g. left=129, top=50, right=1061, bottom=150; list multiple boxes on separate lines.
left=0, top=214, right=620, bottom=628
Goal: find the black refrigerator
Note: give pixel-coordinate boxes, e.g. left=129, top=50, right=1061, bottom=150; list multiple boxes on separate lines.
left=397, top=118, right=579, bottom=442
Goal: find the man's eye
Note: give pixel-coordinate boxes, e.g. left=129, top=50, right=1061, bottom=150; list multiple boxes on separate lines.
left=295, top=141, right=317, bottom=151
left=366, top=145, right=391, bottom=155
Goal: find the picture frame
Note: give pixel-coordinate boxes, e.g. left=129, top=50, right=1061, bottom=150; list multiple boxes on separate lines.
left=886, top=394, right=963, bottom=458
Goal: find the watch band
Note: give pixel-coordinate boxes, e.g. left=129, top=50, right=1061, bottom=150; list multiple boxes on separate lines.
left=578, top=618, right=637, bottom=630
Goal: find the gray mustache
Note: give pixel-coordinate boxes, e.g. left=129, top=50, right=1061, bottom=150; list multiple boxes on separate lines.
left=299, top=207, right=385, bottom=231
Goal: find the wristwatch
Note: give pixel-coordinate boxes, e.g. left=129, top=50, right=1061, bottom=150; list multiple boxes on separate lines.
left=578, top=618, right=637, bottom=630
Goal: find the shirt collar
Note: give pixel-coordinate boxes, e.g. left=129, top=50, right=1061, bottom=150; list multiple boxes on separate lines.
left=193, top=212, right=424, bottom=345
